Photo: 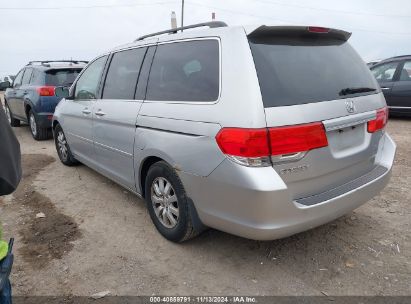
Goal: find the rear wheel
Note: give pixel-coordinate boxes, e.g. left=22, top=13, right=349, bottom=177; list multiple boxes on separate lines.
left=145, top=161, right=199, bottom=242
left=54, top=124, right=78, bottom=166
left=4, top=102, right=20, bottom=127
left=29, top=110, right=48, bottom=140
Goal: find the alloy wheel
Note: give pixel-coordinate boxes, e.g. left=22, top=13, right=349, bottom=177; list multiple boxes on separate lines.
left=151, top=177, right=179, bottom=229
left=57, top=130, right=68, bottom=161
left=29, top=113, right=37, bottom=137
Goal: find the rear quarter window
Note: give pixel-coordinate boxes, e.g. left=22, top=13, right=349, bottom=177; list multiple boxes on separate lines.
left=146, top=39, right=219, bottom=102
left=31, top=69, right=45, bottom=85
left=249, top=36, right=379, bottom=108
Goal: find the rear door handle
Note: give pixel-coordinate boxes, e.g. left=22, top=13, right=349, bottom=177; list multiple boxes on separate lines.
left=381, top=87, right=391, bottom=91
left=95, top=110, right=106, bottom=117
left=82, top=108, right=91, bottom=115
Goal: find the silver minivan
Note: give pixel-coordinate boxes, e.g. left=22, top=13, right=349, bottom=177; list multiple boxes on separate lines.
left=53, top=22, right=396, bottom=242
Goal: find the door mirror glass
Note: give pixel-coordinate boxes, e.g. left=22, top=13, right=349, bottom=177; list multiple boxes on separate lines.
left=0, top=81, right=11, bottom=90
left=55, top=86, right=70, bottom=98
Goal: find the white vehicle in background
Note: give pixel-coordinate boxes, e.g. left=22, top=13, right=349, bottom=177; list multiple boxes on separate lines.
left=0, top=75, right=14, bottom=90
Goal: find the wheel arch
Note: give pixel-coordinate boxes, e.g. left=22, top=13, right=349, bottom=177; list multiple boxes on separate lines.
left=139, top=156, right=164, bottom=198
left=52, top=120, right=60, bottom=130
left=25, top=103, right=32, bottom=119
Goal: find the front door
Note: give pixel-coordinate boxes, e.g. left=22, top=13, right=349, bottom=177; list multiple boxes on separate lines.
left=6, top=69, right=25, bottom=119
left=371, top=61, right=400, bottom=106
left=16, top=68, right=33, bottom=118
left=63, top=55, right=108, bottom=164
left=93, top=47, right=147, bottom=190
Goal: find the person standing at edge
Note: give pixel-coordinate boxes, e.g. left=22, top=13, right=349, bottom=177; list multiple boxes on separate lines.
left=0, top=98, right=22, bottom=304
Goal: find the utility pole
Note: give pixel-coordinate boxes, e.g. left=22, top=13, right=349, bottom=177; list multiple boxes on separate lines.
left=181, top=0, right=185, bottom=31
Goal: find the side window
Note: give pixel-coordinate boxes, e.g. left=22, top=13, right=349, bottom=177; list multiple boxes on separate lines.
left=102, top=47, right=147, bottom=100
left=399, top=61, right=411, bottom=81
left=74, top=56, right=108, bottom=100
left=13, top=69, right=24, bottom=87
left=371, top=62, right=399, bottom=82
left=146, top=40, right=219, bottom=102
left=30, top=70, right=44, bottom=85
left=21, top=68, right=33, bottom=85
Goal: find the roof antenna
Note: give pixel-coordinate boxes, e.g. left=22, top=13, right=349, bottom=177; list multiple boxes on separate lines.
left=171, top=11, right=177, bottom=30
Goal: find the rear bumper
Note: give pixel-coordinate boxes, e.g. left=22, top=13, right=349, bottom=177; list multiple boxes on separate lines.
left=179, top=133, right=396, bottom=240
left=388, top=106, right=411, bottom=117
left=35, top=112, right=54, bottom=128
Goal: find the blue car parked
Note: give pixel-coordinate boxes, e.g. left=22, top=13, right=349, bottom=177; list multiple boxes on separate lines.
left=4, top=60, right=86, bottom=140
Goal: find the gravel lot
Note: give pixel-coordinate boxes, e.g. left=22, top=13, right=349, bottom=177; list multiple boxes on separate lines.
left=0, top=92, right=410, bottom=296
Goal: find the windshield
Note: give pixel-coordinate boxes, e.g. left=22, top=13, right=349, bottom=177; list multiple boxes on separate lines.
left=46, top=69, right=82, bottom=86
left=249, top=36, right=379, bottom=108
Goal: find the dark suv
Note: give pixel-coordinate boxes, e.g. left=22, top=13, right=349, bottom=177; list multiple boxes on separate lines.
left=370, top=55, right=411, bottom=116
left=4, top=60, right=87, bottom=140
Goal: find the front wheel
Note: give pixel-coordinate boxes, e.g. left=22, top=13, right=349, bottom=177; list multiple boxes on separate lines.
left=4, top=102, right=20, bottom=127
left=54, top=124, right=78, bottom=166
left=29, top=110, right=48, bottom=140
left=145, top=161, right=199, bottom=242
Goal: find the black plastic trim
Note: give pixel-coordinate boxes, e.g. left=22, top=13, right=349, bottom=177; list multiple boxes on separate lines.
left=296, top=166, right=388, bottom=206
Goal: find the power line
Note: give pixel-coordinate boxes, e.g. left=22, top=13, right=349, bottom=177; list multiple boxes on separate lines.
left=0, top=1, right=178, bottom=10
left=254, top=0, right=411, bottom=19
left=187, top=1, right=411, bottom=36
left=187, top=2, right=290, bottom=24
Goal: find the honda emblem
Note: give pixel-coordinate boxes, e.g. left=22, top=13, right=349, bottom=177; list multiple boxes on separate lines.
left=345, top=100, right=355, bottom=113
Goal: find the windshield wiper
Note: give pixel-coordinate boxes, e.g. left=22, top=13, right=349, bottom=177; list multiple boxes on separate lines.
left=339, top=87, right=377, bottom=96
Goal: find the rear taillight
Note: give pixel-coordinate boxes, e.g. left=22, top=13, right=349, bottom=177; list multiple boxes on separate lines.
left=36, top=86, right=55, bottom=96
left=367, top=107, right=388, bottom=133
left=269, top=122, right=328, bottom=156
left=216, top=122, right=328, bottom=167
left=307, top=26, right=330, bottom=33
left=215, top=128, right=271, bottom=167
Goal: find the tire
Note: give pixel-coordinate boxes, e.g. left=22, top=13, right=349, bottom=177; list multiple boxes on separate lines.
left=28, top=110, right=49, bottom=140
left=4, top=102, right=20, bottom=127
left=145, top=161, right=199, bottom=242
left=54, top=124, right=78, bottom=166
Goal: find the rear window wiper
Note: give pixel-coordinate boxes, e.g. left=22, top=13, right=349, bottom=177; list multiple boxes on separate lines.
left=339, top=87, right=377, bottom=96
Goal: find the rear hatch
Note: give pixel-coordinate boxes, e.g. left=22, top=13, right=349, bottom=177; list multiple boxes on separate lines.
left=248, top=26, right=387, bottom=200
left=38, top=68, right=83, bottom=112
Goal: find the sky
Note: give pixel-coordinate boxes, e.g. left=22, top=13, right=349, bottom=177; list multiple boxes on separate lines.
left=1, top=0, right=411, bottom=76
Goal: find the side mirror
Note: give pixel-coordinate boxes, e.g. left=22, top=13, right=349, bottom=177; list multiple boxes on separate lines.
left=0, top=81, right=11, bottom=90
left=55, top=86, right=70, bottom=99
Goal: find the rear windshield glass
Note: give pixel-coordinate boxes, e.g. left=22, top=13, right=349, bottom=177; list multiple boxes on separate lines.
left=249, top=36, right=379, bottom=108
left=45, top=69, right=82, bottom=86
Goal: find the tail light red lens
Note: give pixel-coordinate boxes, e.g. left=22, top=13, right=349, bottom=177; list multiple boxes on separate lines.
left=308, top=26, right=330, bottom=33
left=215, top=128, right=269, bottom=158
left=216, top=122, right=328, bottom=166
left=367, top=107, right=388, bottom=133
left=36, top=86, right=55, bottom=96
left=269, top=122, right=328, bottom=156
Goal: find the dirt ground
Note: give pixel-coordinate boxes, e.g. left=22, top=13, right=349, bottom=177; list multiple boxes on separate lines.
left=0, top=93, right=410, bottom=296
